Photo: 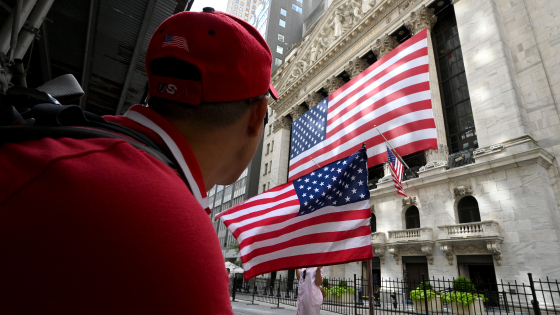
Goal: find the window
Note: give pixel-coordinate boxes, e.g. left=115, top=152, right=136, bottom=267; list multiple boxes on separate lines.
left=271, top=140, right=274, bottom=152
left=457, top=196, right=481, bottom=223
left=268, top=125, right=272, bottom=136
left=370, top=213, right=377, bottom=233
left=405, top=206, right=420, bottom=229
left=269, top=160, right=272, bottom=173
left=267, top=182, right=270, bottom=190
left=262, top=184, right=266, bottom=192
left=275, top=58, right=283, bottom=66
left=246, top=10, right=249, bottom=14
left=263, top=163, right=268, bottom=175
left=234, top=10, right=237, bottom=14
left=244, top=16, right=248, bottom=20
left=235, top=5, right=238, bottom=8
left=433, top=5, right=477, bottom=154
left=246, top=5, right=250, bottom=9
left=238, top=13, right=242, bottom=16
left=236, top=0, right=238, bottom=2
left=266, top=143, right=270, bottom=154
left=252, top=8, right=255, bottom=12
left=276, top=45, right=283, bottom=54
left=297, top=0, right=302, bottom=2
left=279, top=19, right=286, bottom=27
left=292, top=4, right=302, bottom=13
left=280, top=8, right=287, bottom=16
left=278, top=34, right=284, bottom=42
left=240, top=2, right=243, bottom=5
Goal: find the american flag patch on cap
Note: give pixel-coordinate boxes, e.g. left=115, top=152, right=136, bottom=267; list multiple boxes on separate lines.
left=162, top=34, right=189, bottom=52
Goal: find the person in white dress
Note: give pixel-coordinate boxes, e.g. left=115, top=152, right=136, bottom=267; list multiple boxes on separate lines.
left=296, top=267, right=324, bottom=315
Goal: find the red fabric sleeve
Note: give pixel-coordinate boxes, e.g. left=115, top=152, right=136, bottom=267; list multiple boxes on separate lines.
left=0, top=138, right=233, bottom=314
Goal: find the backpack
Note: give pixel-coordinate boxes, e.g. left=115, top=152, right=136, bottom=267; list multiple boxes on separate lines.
left=0, top=86, right=176, bottom=170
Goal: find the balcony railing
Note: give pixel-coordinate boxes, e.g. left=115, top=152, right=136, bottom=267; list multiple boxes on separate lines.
left=387, top=227, right=433, bottom=244
left=438, top=220, right=501, bottom=240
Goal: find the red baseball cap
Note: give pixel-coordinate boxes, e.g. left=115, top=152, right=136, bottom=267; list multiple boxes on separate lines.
left=145, top=8, right=278, bottom=105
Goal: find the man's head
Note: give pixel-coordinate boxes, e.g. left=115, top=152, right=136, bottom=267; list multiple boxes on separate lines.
left=226, top=268, right=230, bottom=275
left=145, top=8, right=278, bottom=188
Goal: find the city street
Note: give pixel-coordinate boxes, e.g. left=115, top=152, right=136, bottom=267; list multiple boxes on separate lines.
left=231, top=299, right=342, bottom=315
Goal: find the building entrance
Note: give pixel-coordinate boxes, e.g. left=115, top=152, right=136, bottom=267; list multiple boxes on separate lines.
left=457, top=255, right=498, bottom=306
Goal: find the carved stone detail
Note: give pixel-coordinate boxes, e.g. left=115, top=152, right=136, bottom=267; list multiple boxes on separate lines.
left=371, top=34, right=399, bottom=59
left=453, top=185, right=474, bottom=198
left=272, top=116, right=292, bottom=133
left=402, top=196, right=417, bottom=206
left=398, top=0, right=419, bottom=14
left=440, top=244, right=454, bottom=265
left=419, top=160, right=448, bottom=171
left=323, top=76, right=345, bottom=95
left=399, top=247, right=423, bottom=255
left=289, top=105, right=309, bottom=120
left=388, top=247, right=399, bottom=265
left=344, top=57, right=370, bottom=79
left=421, top=245, right=434, bottom=265
left=374, top=247, right=386, bottom=264
left=487, top=241, right=502, bottom=266
left=452, top=245, right=488, bottom=254
left=403, top=5, right=437, bottom=35
left=305, top=92, right=325, bottom=109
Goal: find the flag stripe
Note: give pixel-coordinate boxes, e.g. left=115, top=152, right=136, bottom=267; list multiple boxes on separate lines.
left=236, top=200, right=370, bottom=244
left=216, top=184, right=294, bottom=220
left=327, top=54, right=429, bottom=123
left=222, top=195, right=299, bottom=225
left=244, top=244, right=373, bottom=279
left=231, top=206, right=300, bottom=238
left=239, top=208, right=371, bottom=249
left=243, top=234, right=372, bottom=272
left=241, top=224, right=372, bottom=262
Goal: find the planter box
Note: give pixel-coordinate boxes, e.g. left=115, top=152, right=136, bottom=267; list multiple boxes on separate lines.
left=413, top=295, right=443, bottom=313
left=327, top=292, right=354, bottom=304
left=449, top=298, right=484, bottom=315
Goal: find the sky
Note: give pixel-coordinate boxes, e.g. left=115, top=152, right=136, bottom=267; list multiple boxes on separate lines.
left=190, top=0, right=229, bottom=12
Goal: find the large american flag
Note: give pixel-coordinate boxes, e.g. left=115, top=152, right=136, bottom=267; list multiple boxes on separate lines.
left=387, top=146, right=406, bottom=197
left=215, top=148, right=373, bottom=280
left=162, top=34, right=189, bottom=52
left=288, top=29, right=437, bottom=181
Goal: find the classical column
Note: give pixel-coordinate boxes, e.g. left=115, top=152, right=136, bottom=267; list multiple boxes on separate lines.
left=344, top=56, right=370, bottom=79
left=272, top=115, right=293, bottom=186
left=404, top=5, right=449, bottom=166
left=323, top=76, right=345, bottom=95
left=371, top=34, right=399, bottom=59
left=304, top=92, right=324, bottom=109
left=289, top=105, right=309, bottom=120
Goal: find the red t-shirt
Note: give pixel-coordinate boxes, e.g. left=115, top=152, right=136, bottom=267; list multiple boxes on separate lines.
left=0, top=106, right=233, bottom=314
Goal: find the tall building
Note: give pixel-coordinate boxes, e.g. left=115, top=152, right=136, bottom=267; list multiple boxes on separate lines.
left=263, top=0, right=560, bottom=285
left=226, top=0, right=326, bottom=72
left=208, top=140, right=263, bottom=261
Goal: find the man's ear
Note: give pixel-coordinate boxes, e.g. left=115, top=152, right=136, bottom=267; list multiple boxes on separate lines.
left=247, top=97, right=268, bottom=137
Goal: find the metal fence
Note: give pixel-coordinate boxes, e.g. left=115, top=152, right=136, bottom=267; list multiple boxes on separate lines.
left=230, top=273, right=560, bottom=315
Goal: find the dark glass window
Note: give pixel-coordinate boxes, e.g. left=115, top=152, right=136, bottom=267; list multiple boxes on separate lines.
left=433, top=5, right=477, bottom=154
left=370, top=213, right=377, bottom=233
left=402, top=151, right=426, bottom=181
left=367, top=164, right=384, bottom=190
left=405, top=206, right=420, bottom=229
left=457, top=196, right=481, bottom=223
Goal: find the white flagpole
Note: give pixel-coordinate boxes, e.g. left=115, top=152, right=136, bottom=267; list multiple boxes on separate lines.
left=373, top=125, right=417, bottom=178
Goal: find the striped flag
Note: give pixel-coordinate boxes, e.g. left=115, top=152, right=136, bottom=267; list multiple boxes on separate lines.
left=387, top=146, right=407, bottom=197
left=162, top=34, right=189, bottom=51
left=288, top=29, right=437, bottom=181
left=215, top=148, right=373, bottom=280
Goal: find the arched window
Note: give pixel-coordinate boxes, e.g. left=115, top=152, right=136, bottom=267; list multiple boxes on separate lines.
left=457, top=196, right=481, bottom=223
left=370, top=213, right=377, bottom=233
left=405, top=206, right=420, bottom=229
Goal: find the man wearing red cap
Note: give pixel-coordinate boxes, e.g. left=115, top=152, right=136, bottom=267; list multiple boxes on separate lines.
left=0, top=8, right=277, bottom=314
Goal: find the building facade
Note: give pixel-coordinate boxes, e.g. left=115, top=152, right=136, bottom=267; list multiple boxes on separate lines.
left=262, top=0, right=560, bottom=285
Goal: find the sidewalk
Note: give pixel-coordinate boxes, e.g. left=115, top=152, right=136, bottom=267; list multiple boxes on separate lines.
left=231, top=297, right=345, bottom=315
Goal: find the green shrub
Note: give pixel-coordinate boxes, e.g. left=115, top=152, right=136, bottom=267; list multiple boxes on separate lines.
left=338, top=280, right=348, bottom=288
left=452, top=276, right=476, bottom=293
left=326, top=286, right=355, bottom=297
left=410, top=289, right=436, bottom=301
left=417, top=281, right=433, bottom=291
left=442, top=292, right=487, bottom=305
left=322, top=278, right=329, bottom=287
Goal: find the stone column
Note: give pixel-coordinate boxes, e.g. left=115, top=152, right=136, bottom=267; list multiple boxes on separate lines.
left=404, top=5, right=449, bottom=167
left=344, top=56, right=370, bottom=79
left=272, top=116, right=292, bottom=186
left=452, top=0, right=531, bottom=148
left=323, top=76, right=345, bottom=95
left=304, top=92, right=324, bottom=109
left=371, top=34, right=399, bottom=59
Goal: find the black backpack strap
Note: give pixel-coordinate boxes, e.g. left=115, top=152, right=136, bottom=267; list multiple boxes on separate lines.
left=0, top=125, right=177, bottom=170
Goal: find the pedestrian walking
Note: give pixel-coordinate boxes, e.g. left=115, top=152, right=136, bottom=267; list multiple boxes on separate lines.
left=296, top=267, right=324, bottom=315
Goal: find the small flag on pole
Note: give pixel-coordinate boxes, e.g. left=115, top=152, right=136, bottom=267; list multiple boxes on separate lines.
left=387, top=146, right=407, bottom=197
left=215, top=148, right=373, bottom=280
